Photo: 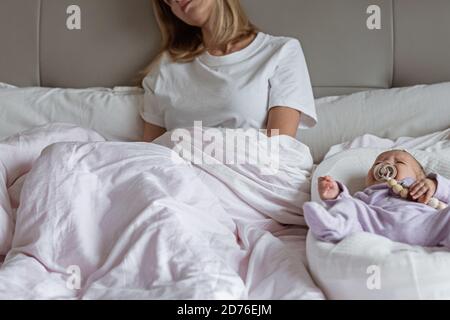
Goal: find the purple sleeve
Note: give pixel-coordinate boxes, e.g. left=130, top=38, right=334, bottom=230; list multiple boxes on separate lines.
left=322, top=181, right=352, bottom=207
left=429, top=173, right=450, bottom=204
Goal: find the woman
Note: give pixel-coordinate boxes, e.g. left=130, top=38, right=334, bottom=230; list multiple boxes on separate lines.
left=141, top=0, right=317, bottom=142
left=0, top=0, right=323, bottom=299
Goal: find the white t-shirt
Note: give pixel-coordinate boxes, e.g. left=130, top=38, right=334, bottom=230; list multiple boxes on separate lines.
left=140, top=32, right=317, bottom=131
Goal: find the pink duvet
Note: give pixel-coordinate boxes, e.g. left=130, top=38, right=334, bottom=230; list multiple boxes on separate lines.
left=0, top=123, right=323, bottom=299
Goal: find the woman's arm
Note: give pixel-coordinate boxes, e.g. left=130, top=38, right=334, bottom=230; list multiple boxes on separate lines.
left=266, top=106, right=301, bottom=138
left=143, top=122, right=167, bottom=142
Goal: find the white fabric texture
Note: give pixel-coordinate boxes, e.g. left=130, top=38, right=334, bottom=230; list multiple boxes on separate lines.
left=0, top=124, right=105, bottom=257
left=0, top=83, right=144, bottom=142
left=0, top=123, right=323, bottom=300
left=325, top=129, right=450, bottom=161
left=140, top=32, right=317, bottom=131
left=0, top=83, right=15, bottom=89
left=299, top=82, right=450, bottom=163
left=307, top=129, right=450, bottom=299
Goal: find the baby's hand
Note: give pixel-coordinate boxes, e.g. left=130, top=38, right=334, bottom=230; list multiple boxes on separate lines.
left=409, top=178, right=437, bottom=204
left=318, top=176, right=340, bottom=201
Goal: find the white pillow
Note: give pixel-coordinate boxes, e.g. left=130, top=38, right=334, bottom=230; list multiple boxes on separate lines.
left=0, top=83, right=144, bottom=142
left=307, top=231, right=450, bottom=299
left=299, top=82, right=450, bottom=163
left=0, top=83, right=16, bottom=89
left=307, top=147, right=450, bottom=299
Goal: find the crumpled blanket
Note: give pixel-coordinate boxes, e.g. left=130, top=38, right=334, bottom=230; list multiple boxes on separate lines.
left=0, top=123, right=323, bottom=300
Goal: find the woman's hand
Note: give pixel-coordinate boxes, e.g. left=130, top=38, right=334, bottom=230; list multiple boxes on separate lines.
left=266, top=107, right=301, bottom=138
left=318, top=176, right=340, bottom=201
left=409, top=178, right=437, bottom=204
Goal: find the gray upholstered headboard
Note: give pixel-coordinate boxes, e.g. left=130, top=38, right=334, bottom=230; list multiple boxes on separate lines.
left=1, top=0, right=450, bottom=97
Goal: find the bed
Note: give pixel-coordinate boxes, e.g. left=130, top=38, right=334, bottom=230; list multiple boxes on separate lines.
left=1, top=0, right=450, bottom=300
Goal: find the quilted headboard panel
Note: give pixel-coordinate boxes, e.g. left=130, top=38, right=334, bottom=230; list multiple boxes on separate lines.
left=1, top=0, right=450, bottom=97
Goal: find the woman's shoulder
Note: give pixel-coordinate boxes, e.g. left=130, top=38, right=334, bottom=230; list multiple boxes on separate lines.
left=262, top=33, right=303, bottom=52
left=142, top=52, right=174, bottom=90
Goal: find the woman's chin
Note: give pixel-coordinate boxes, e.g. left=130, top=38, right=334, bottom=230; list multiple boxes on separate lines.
left=181, top=15, right=208, bottom=28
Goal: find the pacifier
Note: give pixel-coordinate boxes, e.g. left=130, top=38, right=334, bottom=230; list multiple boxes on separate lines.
left=373, top=163, right=397, bottom=182
left=373, top=162, right=448, bottom=210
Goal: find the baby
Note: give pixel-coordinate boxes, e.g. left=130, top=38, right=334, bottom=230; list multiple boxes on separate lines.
left=303, top=150, right=450, bottom=248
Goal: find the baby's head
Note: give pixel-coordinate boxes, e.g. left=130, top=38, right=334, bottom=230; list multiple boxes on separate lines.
left=366, top=150, right=426, bottom=187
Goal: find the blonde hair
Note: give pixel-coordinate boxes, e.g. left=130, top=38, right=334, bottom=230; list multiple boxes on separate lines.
left=139, top=0, right=257, bottom=82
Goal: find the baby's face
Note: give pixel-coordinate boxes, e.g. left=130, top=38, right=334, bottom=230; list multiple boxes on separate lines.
left=366, top=151, right=422, bottom=187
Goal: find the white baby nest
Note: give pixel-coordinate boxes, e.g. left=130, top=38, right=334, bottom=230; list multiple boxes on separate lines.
left=306, top=148, right=450, bottom=299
